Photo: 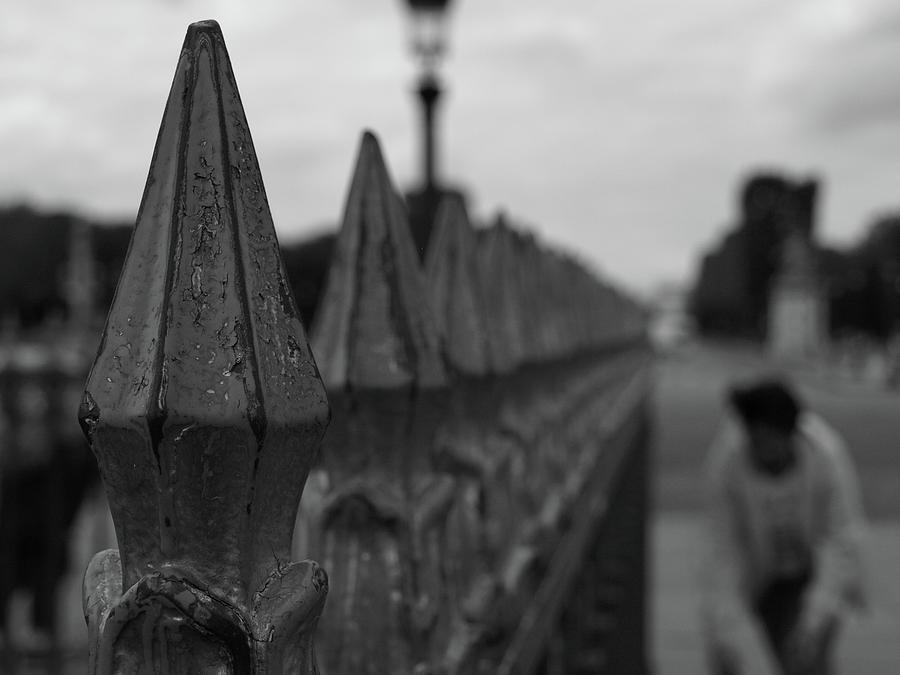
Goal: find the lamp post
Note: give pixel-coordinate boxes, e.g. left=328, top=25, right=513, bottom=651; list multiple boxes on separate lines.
left=403, top=0, right=455, bottom=257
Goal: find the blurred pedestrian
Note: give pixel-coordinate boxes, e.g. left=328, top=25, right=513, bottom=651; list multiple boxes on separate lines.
left=700, top=378, right=866, bottom=675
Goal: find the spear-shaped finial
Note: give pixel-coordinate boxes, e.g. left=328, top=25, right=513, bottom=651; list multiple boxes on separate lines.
left=311, top=130, right=446, bottom=392
left=80, top=20, right=330, bottom=673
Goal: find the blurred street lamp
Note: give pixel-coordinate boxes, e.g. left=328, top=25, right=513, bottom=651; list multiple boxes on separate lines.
left=402, top=0, right=459, bottom=257
left=406, top=0, right=453, bottom=74
left=404, top=0, right=454, bottom=194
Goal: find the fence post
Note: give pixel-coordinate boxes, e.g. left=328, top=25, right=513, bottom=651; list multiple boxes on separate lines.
left=79, top=21, right=330, bottom=673
left=309, top=131, right=450, bottom=673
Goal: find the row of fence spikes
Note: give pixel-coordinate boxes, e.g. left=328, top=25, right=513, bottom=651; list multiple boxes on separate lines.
left=82, top=13, right=646, bottom=506
left=311, top=133, right=645, bottom=392
left=473, top=214, right=647, bottom=366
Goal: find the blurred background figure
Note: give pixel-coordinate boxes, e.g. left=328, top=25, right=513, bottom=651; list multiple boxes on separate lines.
left=699, top=378, right=866, bottom=675
left=0, top=219, right=107, bottom=655
left=0, top=347, right=96, bottom=650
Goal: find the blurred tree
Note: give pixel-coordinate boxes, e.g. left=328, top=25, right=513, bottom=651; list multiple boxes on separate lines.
left=856, top=216, right=900, bottom=339
left=280, top=230, right=335, bottom=327
left=0, top=205, right=337, bottom=333
left=0, top=206, right=70, bottom=327
left=690, top=173, right=818, bottom=340
left=690, top=178, right=900, bottom=345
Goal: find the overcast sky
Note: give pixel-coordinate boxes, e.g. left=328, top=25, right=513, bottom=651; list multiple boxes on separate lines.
left=2, top=0, right=900, bottom=294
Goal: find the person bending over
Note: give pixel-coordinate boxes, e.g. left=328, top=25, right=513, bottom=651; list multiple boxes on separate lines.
left=700, top=378, right=866, bottom=675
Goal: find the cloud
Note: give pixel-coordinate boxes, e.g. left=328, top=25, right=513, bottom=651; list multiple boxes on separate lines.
left=760, top=0, right=900, bottom=135
left=3, top=0, right=900, bottom=293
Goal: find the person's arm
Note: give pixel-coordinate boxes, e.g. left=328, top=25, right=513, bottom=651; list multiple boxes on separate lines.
left=793, top=418, right=867, bottom=653
left=700, top=420, right=781, bottom=675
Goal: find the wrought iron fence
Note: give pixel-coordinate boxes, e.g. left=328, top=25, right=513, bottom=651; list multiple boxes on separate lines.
left=0, top=20, right=651, bottom=675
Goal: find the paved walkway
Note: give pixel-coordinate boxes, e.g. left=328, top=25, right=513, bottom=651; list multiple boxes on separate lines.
left=651, top=512, right=900, bottom=674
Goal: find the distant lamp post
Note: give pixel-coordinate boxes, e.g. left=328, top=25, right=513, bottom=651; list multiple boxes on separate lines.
left=405, top=0, right=453, bottom=194
left=403, top=0, right=456, bottom=257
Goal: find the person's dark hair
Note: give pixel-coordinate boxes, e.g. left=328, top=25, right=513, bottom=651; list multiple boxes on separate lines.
left=728, top=378, right=803, bottom=433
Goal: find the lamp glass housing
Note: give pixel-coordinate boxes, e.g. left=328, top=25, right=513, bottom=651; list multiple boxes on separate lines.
left=405, top=0, right=452, bottom=71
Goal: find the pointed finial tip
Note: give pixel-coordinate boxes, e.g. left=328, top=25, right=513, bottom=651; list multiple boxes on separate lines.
left=186, top=19, right=223, bottom=40
left=361, top=129, right=380, bottom=147
left=357, top=130, right=385, bottom=167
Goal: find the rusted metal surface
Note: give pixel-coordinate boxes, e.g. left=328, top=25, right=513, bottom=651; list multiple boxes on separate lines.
left=78, top=20, right=329, bottom=673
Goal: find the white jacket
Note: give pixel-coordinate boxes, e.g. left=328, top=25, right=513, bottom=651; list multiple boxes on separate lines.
left=699, top=412, right=867, bottom=674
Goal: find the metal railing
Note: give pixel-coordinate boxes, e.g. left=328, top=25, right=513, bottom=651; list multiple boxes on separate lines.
left=1, top=19, right=651, bottom=674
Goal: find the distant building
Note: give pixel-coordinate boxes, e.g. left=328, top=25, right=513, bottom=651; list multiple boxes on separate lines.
left=690, top=173, right=819, bottom=341
left=767, top=229, right=828, bottom=359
